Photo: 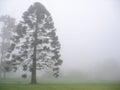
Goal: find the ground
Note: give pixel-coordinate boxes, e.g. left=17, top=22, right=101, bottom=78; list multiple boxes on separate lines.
left=0, top=78, right=120, bottom=90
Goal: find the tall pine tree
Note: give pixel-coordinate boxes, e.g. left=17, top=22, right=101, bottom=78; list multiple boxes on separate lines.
left=6, top=2, right=62, bottom=84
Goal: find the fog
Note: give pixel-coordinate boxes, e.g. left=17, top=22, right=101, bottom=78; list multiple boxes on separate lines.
left=0, top=0, right=120, bottom=81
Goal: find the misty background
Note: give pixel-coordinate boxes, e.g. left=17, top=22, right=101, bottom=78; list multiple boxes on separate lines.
left=0, top=0, right=120, bottom=81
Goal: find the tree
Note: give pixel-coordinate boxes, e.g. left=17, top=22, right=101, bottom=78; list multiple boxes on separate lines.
left=0, top=60, right=12, bottom=78
left=6, top=2, right=62, bottom=84
left=0, top=15, right=16, bottom=78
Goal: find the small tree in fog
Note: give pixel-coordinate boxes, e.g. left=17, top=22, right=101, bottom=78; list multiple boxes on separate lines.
left=0, top=15, right=16, bottom=78
left=6, top=2, right=62, bottom=84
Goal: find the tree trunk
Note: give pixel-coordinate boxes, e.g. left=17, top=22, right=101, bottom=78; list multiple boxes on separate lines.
left=0, top=69, right=1, bottom=78
left=3, top=71, right=6, bottom=79
left=31, top=34, right=37, bottom=84
left=1, top=38, right=6, bottom=79
left=31, top=47, right=37, bottom=84
left=31, top=20, right=38, bottom=84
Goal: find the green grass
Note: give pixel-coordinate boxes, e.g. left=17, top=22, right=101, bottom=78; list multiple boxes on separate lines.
left=0, top=84, right=120, bottom=90
left=0, top=78, right=120, bottom=90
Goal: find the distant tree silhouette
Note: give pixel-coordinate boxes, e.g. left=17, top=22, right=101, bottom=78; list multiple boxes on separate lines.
left=0, top=15, right=16, bottom=78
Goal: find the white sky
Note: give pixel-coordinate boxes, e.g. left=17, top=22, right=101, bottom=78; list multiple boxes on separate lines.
left=0, top=0, right=120, bottom=73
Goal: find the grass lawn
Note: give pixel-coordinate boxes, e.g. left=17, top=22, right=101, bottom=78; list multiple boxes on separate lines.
left=0, top=84, right=120, bottom=90
left=0, top=78, right=120, bottom=90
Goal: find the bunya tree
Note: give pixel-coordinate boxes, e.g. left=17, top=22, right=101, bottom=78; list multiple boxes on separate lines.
left=6, top=2, right=62, bottom=84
